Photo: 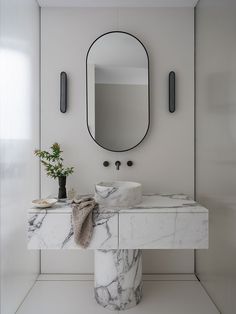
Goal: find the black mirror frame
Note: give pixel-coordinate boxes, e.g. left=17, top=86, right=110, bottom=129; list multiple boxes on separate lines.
left=86, top=30, right=150, bottom=153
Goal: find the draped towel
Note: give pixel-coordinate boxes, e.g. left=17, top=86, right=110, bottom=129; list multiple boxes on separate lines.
left=71, top=197, right=98, bottom=248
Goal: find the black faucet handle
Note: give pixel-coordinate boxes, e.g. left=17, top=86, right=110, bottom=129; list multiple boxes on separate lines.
left=127, top=161, right=133, bottom=167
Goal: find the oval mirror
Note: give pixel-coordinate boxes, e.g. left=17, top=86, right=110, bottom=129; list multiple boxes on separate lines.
left=86, top=31, right=150, bottom=152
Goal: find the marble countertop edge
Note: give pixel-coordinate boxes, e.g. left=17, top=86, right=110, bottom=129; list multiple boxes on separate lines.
left=28, top=194, right=208, bottom=214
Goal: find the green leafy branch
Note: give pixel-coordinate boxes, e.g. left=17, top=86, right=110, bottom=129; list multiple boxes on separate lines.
left=34, top=143, right=74, bottom=179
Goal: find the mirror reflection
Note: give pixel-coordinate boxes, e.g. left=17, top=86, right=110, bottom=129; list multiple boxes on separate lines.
left=87, top=31, right=149, bottom=152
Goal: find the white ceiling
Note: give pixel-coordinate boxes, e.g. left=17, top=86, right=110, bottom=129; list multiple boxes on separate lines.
left=37, top=0, right=199, bottom=8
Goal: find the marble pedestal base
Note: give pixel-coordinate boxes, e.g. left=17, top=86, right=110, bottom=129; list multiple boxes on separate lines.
left=94, top=249, right=143, bottom=311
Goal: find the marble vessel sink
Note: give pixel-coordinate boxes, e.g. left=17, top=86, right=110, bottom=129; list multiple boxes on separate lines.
left=94, top=181, right=142, bottom=207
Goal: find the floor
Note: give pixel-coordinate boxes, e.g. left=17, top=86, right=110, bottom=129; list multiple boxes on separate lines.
left=16, top=274, right=219, bottom=314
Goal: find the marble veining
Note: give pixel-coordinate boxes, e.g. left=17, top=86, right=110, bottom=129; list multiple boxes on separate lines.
left=28, top=210, right=118, bottom=249
left=28, top=194, right=208, bottom=214
left=28, top=212, right=47, bottom=239
left=28, top=194, right=208, bottom=250
left=95, top=186, right=118, bottom=199
left=94, top=249, right=142, bottom=310
left=27, top=194, right=209, bottom=312
left=119, top=212, right=208, bottom=249
left=95, top=181, right=142, bottom=207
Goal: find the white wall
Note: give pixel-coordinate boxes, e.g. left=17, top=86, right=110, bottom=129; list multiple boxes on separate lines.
left=41, top=7, right=194, bottom=274
left=195, top=1, right=236, bottom=313
left=0, top=0, right=40, bottom=313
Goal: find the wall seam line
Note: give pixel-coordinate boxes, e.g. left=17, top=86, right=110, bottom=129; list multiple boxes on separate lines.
left=193, top=5, right=197, bottom=276
left=39, top=5, right=42, bottom=275
left=14, top=275, right=40, bottom=313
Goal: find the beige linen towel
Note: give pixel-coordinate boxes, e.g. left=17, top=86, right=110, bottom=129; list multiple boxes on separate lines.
left=71, top=197, right=98, bottom=248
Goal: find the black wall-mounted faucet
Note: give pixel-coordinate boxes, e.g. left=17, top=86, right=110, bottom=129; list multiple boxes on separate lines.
left=115, top=161, right=121, bottom=170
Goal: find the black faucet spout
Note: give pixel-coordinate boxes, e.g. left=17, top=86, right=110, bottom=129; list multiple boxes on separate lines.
left=115, top=161, right=121, bottom=170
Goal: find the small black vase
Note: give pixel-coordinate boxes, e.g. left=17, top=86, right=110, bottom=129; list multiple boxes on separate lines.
left=58, top=176, right=67, bottom=199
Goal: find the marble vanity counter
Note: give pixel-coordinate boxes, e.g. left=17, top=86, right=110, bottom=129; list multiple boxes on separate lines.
left=119, top=194, right=208, bottom=213
left=28, top=194, right=208, bottom=250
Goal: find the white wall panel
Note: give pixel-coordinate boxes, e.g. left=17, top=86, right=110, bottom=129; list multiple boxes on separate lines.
left=0, top=0, right=40, bottom=313
left=196, top=1, right=236, bottom=313
left=41, top=7, right=194, bottom=273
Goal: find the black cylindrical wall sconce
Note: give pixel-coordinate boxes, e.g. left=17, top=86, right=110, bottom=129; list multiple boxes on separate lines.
left=169, top=71, right=175, bottom=113
left=60, top=71, right=67, bottom=113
